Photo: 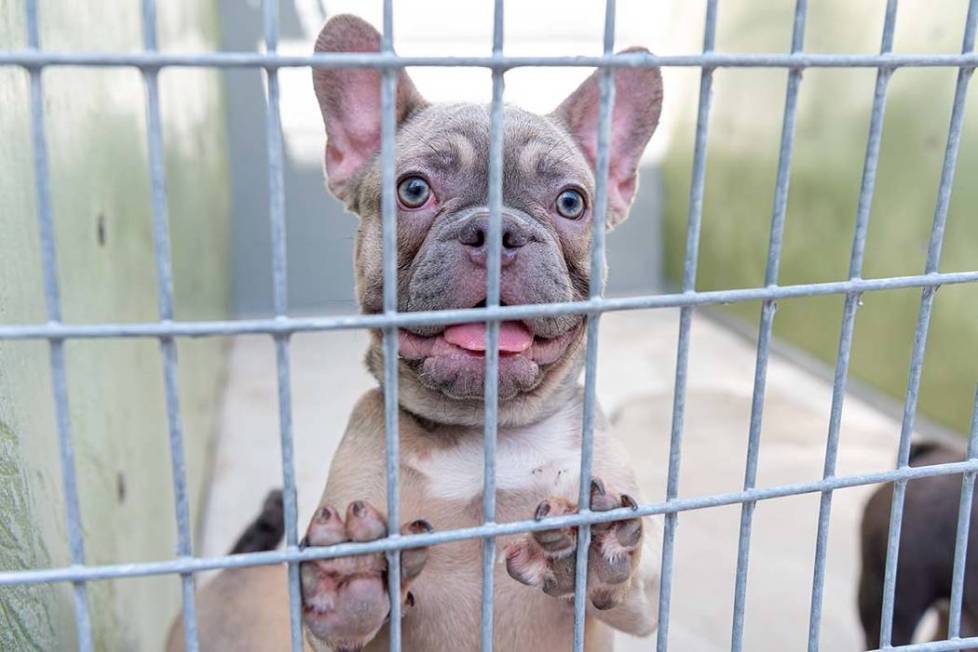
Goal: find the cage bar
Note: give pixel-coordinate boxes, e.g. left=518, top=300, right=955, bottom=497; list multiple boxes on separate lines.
left=806, top=2, right=899, bottom=649
left=879, top=0, right=978, bottom=644
left=139, top=0, right=201, bottom=649
left=23, top=1, right=94, bottom=649
left=656, top=2, right=718, bottom=648
left=4, top=50, right=978, bottom=70
left=0, top=272, right=975, bottom=343
left=948, top=387, right=978, bottom=640
left=480, top=0, right=506, bottom=649
left=258, top=2, right=304, bottom=650
left=571, top=1, right=617, bottom=649
left=730, top=0, right=809, bottom=648
left=378, top=1, right=404, bottom=650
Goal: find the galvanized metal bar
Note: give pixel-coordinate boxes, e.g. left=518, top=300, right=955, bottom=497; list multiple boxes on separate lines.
left=807, top=1, right=899, bottom=648
left=260, top=2, right=304, bottom=651
left=880, top=1, right=978, bottom=645
left=24, top=1, right=94, bottom=649
left=657, top=2, right=718, bottom=648
left=0, top=271, right=975, bottom=342
left=379, top=2, right=403, bottom=650
left=948, top=387, right=978, bottom=640
left=480, top=1, right=505, bottom=649
left=6, top=458, right=978, bottom=589
left=4, top=50, right=978, bottom=70
left=730, top=1, right=808, bottom=648
left=572, top=3, right=616, bottom=649
left=866, top=638, right=978, bottom=652
left=140, top=1, right=200, bottom=649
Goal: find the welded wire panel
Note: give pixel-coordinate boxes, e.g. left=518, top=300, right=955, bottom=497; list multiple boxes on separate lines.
left=4, top=2, right=978, bottom=652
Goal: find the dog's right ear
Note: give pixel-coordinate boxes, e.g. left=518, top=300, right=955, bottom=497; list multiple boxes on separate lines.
left=313, top=15, right=428, bottom=203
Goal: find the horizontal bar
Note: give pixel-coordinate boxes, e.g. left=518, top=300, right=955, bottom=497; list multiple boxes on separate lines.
left=2, top=50, right=978, bottom=70
left=0, top=270, right=974, bottom=341
left=4, top=457, right=978, bottom=588
left=866, top=638, right=978, bottom=652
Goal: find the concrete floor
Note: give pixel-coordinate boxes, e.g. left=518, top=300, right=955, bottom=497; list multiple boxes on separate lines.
left=198, top=310, right=932, bottom=651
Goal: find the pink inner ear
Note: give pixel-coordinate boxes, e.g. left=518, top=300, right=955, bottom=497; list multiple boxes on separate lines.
left=322, top=68, right=384, bottom=188
left=557, top=58, right=662, bottom=223
left=571, top=94, right=646, bottom=216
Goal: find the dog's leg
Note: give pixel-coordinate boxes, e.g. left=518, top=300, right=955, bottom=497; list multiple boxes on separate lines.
left=504, top=477, right=658, bottom=636
left=300, top=500, right=431, bottom=652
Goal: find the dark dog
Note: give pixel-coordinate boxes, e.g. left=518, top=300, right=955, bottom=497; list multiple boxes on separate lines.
left=859, top=441, right=978, bottom=647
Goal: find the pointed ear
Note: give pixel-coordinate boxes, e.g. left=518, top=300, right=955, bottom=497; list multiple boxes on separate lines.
left=551, top=48, right=663, bottom=228
left=312, top=15, right=428, bottom=203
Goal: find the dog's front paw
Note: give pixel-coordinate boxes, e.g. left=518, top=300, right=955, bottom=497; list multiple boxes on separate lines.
left=300, top=501, right=431, bottom=651
left=504, top=478, right=641, bottom=610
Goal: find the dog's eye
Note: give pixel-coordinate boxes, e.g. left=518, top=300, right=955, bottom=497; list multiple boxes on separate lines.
left=555, top=188, right=586, bottom=220
left=397, top=176, right=432, bottom=209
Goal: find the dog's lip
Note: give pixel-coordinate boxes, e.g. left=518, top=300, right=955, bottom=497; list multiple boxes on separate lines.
left=397, top=321, right=581, bottom=365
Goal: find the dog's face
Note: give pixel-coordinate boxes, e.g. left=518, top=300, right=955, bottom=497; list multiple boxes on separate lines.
left=313, top=15, right=662, bottom=426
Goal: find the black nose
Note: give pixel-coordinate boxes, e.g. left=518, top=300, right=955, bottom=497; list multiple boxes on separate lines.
left=459, top=215, right=530, bottom=267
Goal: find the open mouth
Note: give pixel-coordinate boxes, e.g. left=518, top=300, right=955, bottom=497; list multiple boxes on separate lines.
left=397, top=302, right=580, bottom=367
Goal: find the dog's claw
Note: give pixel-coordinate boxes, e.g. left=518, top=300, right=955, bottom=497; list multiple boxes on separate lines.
left=534, top=501, right=551, bottom=521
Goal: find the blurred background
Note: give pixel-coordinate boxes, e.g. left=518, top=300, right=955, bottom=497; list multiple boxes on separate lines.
left=1, top=0, right=976, bottom=650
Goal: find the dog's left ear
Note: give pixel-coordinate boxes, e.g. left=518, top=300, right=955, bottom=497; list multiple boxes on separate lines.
left=552, top=48, right=663, bottom=228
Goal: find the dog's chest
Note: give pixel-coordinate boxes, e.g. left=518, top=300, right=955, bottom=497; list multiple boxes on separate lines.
left=409, top=409, right=584, bottom=504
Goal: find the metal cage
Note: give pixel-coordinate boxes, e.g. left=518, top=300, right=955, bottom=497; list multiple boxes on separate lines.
left=2, top=0, right=978, bottom=651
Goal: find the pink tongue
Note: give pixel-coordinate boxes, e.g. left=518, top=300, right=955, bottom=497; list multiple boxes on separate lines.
left=443, top=321, right=533, bottom=353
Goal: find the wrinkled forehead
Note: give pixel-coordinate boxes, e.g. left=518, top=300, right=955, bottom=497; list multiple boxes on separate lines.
left=394, top=103, right=594, bottom=191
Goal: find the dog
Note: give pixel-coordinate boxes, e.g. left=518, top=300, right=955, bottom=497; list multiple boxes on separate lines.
left=858, top=441, right=978, bottom=648
left=167, top=14, right=664, bottom=651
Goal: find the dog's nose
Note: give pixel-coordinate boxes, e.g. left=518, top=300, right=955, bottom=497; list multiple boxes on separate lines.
left=458, top=215, right=530, bottom=267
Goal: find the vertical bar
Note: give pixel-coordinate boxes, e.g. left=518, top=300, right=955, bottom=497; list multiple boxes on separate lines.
left=140, top=1, right=199, bottom=649
left=24, top=2, right=94, bottom=649
left=807, top=1, right=899, bottom=649
left=730, top=2, right=808, bottom=649
left=480, top=1, right=505, bottom=650
left=572, top=2, right=616, bottom=650
left=656, top=2, right=718, bottom=649
left=948, top=387, right=978, bottom=641
left=261, top=2, right=302, bottom=650
left=880, top=1, right=978, bottom=645
left=379, top=2, right=402, bottom=650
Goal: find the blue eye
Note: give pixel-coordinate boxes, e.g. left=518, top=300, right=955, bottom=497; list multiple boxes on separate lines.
left=397, top=176, right=432, bottom=208
left=555, top=188, right=586, bottom=219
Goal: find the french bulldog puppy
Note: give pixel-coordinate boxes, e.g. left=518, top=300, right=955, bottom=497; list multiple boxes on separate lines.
left=859, top=441, right=978, bottom=648
left=168, top=13, right=664, bottom=652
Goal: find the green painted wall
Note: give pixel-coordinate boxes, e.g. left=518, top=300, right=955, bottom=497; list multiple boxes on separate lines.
left=0, top=1, right=231, bottom=650
left=663, top=0, right=978, bottom=435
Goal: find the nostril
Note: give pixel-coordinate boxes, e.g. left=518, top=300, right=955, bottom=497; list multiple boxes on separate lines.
left=459, top=222, right=486, bottom=248
left=502, top=229, right=529, bottom=250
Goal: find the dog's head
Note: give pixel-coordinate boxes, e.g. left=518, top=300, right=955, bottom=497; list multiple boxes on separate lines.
left=313, top=15, right=662, bottom=427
